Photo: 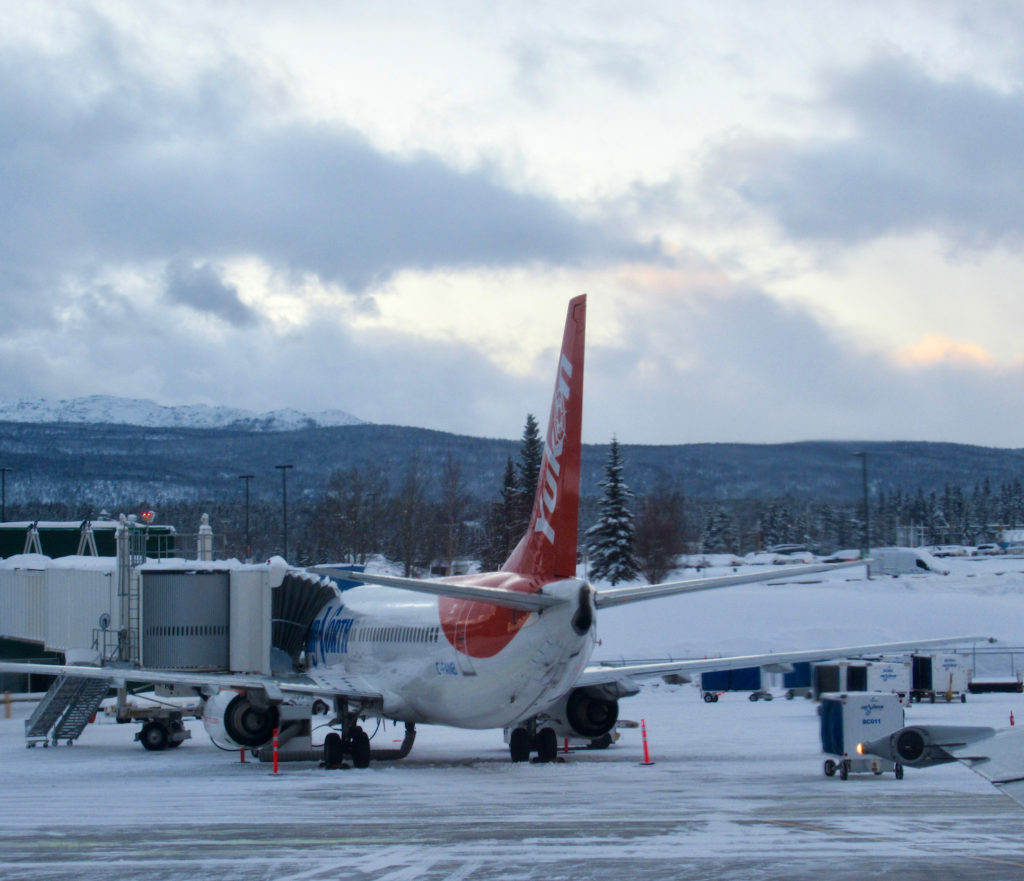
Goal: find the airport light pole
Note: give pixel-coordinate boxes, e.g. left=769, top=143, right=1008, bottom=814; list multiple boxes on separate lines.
left=0, top=467, right=11, bottom=522
left=239, top=474, right=255, bottom=562
left=275, top=464, right=294, bottom=561
left=852, top=451, right=870, bottom=566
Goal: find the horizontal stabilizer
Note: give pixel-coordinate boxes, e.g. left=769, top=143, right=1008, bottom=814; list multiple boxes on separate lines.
left=594, top=560, right=868, bottom=609
left=310, top=566, right=566, bottom=612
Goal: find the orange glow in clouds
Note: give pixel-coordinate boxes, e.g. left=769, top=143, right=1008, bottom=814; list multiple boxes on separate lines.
left=896, top=334, right=996, bottom=368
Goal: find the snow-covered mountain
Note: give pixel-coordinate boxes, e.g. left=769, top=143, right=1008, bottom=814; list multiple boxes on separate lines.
left=0, top=395, right=364, bottom=432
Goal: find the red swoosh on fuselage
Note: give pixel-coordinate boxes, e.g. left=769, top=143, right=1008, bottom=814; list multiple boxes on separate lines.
left=438, top=571, right=557, bottom=658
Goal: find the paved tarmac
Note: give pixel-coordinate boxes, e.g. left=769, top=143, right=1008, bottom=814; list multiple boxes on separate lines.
left=2, top=690, right=1022, bottom=881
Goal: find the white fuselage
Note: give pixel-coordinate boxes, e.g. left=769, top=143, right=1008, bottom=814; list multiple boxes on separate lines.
left=304, top=578, right=596, bottom=729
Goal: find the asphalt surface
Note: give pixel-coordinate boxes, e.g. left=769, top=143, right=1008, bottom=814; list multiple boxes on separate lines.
left=2, top=691, right=1022, bottom=881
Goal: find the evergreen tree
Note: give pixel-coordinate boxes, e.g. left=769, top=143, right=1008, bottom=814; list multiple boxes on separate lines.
left=513, top=414, right=543, bottom=533
left=585, top=437, right=639, bottom=584
left=702, top=506, right=738, bottom=554
left=480, top=457, right=518, bottom=571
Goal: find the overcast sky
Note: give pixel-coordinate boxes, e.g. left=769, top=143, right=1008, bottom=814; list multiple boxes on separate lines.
left=3, top=1, right=1024, bottom=446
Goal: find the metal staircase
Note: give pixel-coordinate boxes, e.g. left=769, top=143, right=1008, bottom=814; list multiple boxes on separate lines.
left=25, top=675, right=112, bottom=747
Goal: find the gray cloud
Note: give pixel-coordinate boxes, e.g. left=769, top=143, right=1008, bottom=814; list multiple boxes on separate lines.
left=0, top=21, right=652, bottom=311
left=165, top=260, right=257, bottom=326
left=3, top=256, right=1024, bottom=448
left=586, top=287, right=1024, bottom=446
left=716, top=54, right=1024, bottom=246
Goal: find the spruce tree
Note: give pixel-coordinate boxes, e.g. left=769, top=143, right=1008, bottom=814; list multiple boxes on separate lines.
left=514, top=414, right=543, bottom=533
left=585, top=437, right=639, bottom=584
left=481, top=457, right=518, bottom=571
left=702, top=506, right=737, bottom=554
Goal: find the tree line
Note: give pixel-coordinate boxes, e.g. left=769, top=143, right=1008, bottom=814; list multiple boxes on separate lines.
left=7, top=418, right=1024, bottom=583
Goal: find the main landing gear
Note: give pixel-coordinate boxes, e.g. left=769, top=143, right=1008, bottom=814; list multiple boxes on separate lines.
left=509, top=724, right=559, bottom=763
left=323, top=725, right=371, bottom=769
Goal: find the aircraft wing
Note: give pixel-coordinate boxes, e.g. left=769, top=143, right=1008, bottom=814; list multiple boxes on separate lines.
left=310, top=566, right=566, bottom=611
left=0, top=661, right=379, bottom=703
left=861, top=724, right=1024, bottom=809
left=575, top=635, right=995, bottom=694
left=593, top=560, right=866, bottom=609
left=954, top=729, right=1024, bottom=808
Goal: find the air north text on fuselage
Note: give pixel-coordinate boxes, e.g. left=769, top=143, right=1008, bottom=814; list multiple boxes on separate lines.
left=534, top=353, right=573, bottom=546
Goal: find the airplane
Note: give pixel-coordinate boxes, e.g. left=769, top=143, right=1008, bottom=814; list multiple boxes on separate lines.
left=0, top=294, right=991, bottom=766
left=860, top=723, right=1024, bottom=809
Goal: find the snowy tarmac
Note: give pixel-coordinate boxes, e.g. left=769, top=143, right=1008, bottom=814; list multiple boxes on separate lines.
left=2, top=686, right=1022, bottom=881
left=5, top=556, right=1024, bottom=879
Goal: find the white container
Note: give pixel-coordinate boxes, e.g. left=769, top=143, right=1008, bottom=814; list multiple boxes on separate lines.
left=819, top=691, right=907, bottom=779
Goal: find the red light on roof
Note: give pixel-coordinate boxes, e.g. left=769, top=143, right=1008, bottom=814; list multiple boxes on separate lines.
left=140, top=510, right=154, bottom=523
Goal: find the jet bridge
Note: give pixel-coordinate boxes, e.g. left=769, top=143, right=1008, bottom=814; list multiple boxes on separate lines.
left=1, top=542, right=349, bottom=747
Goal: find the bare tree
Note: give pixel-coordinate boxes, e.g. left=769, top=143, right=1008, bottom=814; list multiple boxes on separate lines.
left=634, top=488, right=686, bottom=584
left=439, top=452, right=467, bottom=575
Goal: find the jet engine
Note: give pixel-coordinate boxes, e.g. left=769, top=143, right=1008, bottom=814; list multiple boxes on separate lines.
left=202, top=691, right=280, bottom=749
left=860, top=724, right=996, bottom=768
left=539, top=687, right=619, bottom=739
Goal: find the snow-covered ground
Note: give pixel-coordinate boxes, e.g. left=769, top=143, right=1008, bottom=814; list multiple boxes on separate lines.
left=2, top=556, right=1024, bottom=880
left=593, top=555, right=1024, bottom=661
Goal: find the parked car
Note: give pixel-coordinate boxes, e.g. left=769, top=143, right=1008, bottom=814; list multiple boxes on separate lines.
left=928, top=545, right=969, bottom=557
left=974, top=543, right=1005, bottom=556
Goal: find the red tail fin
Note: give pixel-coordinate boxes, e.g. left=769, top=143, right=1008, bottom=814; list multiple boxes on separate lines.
left=503, top=295, right=586, bottom=579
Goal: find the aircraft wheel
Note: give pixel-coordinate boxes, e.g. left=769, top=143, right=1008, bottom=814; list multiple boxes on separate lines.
left=824, top=759, right=836, bottom=777
left=139, top=721, right=169, bottom=752
left=703, top=693, right=715, bottom=703
left=839, top=761, right=849, bottom=781
left=324, top=732, right=345, bottom=768
left=535, top=727, right=558, bottom=763
left=509, top=727, right=531, bottom=763
left=351, top=728, right=371, bottom=769
left=895, top=764, right=904, bottom=780
left=748, top=693, right=759, bottom=702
